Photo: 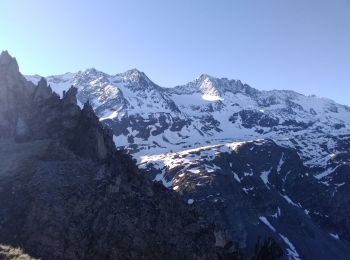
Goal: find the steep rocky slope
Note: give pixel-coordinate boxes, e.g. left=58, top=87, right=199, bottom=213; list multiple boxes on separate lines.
left=0, top=51, right=238, bottom=259
left=140, top=140, right=350, bottom=259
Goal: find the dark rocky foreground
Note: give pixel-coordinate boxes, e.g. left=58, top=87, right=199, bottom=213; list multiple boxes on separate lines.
left=0, top=51, right=241, bottom=259
left=0, top=139, right=224, bottom=259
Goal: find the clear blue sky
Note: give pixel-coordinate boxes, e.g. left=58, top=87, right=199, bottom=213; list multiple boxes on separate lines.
left=1, top=0, right=349, bottom=105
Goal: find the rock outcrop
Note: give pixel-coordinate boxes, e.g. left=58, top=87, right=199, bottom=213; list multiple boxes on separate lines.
left=0, top=51, right=35, bottom=138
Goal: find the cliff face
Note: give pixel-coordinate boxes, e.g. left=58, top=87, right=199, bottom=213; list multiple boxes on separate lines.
left=0, top=51, right=34, bottom=138
left=0, top=51, right=234, bottom=259
left=0, top=52, right=114, bottom=162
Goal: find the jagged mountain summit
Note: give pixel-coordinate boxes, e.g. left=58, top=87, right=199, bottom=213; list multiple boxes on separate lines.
left=26, top=62, right=350, bottom=259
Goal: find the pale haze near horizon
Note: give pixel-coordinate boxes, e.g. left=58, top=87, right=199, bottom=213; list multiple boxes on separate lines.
left=0, top=0, right=349, bottom=105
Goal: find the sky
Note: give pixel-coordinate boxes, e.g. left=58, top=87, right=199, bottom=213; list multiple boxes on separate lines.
left=0, top=0, right=349, bottom=105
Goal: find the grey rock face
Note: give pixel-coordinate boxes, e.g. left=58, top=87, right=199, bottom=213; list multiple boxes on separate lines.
left=0, top=51, right=34, bottom=137
left=14, top=116, right=30, bottom=141
left=68, top=102, right=113, bottom=161
left=229, top=110, right=280, bottom=128
left=32, top=78, right=52, bottom=102
left=63, top=86, right=78, bottom=105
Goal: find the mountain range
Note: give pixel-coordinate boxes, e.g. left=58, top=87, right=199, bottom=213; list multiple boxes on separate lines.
left=26, top=68, right=350, bottom=167
left=25, top=64, right=350, bottom=259
left=0, top=50, right=349, bottom=259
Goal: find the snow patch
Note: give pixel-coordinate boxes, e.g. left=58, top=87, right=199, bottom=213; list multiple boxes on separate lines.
left=233, top=172, right=241, bottom=183
left=281, top=194, right=301, bottom=208
left=277, top=153, right=285, bottom=173
left=260, top=169, right=271, bottom=188
left=272, top=207, right=281, bottom=218
left=187, top=199, right=194, bottom=205
left=315, top=165, right=340, bottom=180
left=202, top=94, right=223, bottom=101
left=259, top=216, right=276, bottom=232
left=329, top=233, right=340, bottom=240
left=279, top=234, right=301, bottom=260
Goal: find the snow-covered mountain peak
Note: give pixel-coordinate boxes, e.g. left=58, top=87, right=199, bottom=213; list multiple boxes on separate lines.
left=171, top=74, right=222, bottom=97
left=83, top=67, right=99, bottom=74
left=197, top=73, right=214, bottom=81
left=171, top=74, right=260, bottom=101
left=181, top=74, right=223, bottom=100
left=76, top=68, right=108, bottom=81
left=113, top=69, right=172, bottom=104
left=120, top=68, right=145, bottom=79
left=115, top=68, right=160, bottom=92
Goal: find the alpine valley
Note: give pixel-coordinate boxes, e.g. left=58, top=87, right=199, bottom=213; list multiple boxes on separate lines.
left=1, top=51, right=349, bottom=259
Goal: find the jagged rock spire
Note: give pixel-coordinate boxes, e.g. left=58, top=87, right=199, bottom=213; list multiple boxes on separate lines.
left=0, top=51, right=33, bottom=137
left=0, top=51, right=114, bottom=163
left=63, top=86, right=78, bottom=106
left=33, top=77, right=53, bottom=102
left=0, top=50, right=20, bottom=77
left=82, top=100, right=96, bottom=116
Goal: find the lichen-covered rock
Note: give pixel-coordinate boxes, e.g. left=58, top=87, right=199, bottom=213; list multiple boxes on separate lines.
left=0, top=244, right=38, bottom=260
